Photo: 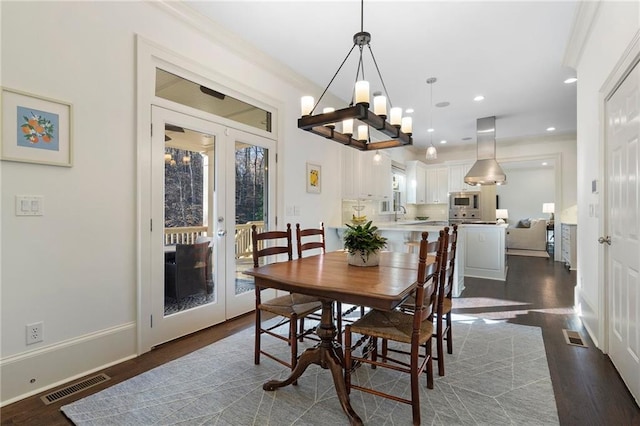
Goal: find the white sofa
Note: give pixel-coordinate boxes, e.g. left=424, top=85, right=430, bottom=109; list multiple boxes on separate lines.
left=506, top=218, right=547, bottom=251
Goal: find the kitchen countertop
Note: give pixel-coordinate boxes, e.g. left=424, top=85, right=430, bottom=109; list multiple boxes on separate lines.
left=330, top=221, right=442, bottom=232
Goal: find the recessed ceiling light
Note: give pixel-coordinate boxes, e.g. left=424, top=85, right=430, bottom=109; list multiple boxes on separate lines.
left=473, top=95, right=485, bottom=102
left=427, top=128, right=434, bottom=133
left=440, top=140, right=447, bottom=144
left=405, top=108, right=414, bottom=114
left=546, top=127, right=556, bottom=132
left=564, top=77, right=578, bottom=84
left=542, top=162, right=548, bottom=166
left=435, top=102, right=450, bottom=108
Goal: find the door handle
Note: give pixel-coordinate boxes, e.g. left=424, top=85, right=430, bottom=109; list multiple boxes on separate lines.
left=598, top=236, right=611, bottom=245
left=217, top=229, right=227, bottom=237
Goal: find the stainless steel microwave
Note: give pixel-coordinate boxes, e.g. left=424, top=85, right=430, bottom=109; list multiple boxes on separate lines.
left=449, top=192, right=480, bottom=209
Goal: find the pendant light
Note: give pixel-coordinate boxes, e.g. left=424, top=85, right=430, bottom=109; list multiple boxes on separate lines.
left=425, top=77, right=437, bottom=160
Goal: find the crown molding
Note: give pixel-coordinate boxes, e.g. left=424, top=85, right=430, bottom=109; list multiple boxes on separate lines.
left=563, top=1, right=601, bottom=69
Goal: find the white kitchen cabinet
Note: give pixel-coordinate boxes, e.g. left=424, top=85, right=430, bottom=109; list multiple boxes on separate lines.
left=341, top=147, right=361, bottom=199
left=426, top=167, right=448, bottom=204
left=561, top=223, right=577, bottom=270
left=341, top=148, right=392, bottom=201
left=358, top=151, right=392, bottom=201
left=405, top=160, right=427, bottom=204
left=448, top=163, right=474, bottom=193
left=373, top=152, right=393, bottom=202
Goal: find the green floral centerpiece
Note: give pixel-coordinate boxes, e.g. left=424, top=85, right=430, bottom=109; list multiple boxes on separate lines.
left=343, top=221, right=388, bottom=267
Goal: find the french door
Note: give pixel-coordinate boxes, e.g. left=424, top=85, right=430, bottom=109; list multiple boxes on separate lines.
left=147, top=106, right=275, bottom=348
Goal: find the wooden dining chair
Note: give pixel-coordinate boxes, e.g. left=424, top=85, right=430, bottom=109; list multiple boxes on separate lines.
left=344, top=230, right=446, bottom=425
left=252, top=224, right=322, bottom=375
left=295, top=222, right=326, bottom=258
left=434, top=224, right=458, bottom=376
left=295, top=222, right=366, bottom=343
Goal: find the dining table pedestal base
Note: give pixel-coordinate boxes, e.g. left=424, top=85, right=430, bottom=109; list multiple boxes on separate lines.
left=262, top=299, right=363, bottom=426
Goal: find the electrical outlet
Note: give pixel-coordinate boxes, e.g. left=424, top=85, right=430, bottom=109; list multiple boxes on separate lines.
left=26, top=322, right=43, bottom=345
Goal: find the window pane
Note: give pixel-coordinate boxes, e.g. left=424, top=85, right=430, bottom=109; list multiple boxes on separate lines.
left=155, top=68, right=272, bottom=133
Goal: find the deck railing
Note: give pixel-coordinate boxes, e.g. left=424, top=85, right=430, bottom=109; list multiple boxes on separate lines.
left=164, top=226, right=208, bottom=245
left=235, top=221, right=265, bottom=258
left=164, top=221, right=266, bottom=259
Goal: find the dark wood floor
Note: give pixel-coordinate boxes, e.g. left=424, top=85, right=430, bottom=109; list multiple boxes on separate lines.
left=2, top=255, right=639, bottom=425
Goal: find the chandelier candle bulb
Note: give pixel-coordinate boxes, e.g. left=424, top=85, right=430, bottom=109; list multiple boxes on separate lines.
left=355, top=81, right=370, bottom=106
left=357, top=125, right=368, bottom=141
left=342, top=119, right=354, bottom=135
left=401, top=116, right=412, bottom=134
left=322, top=107, right=335, bottom=128
left=390, top=107, right=402, bottom=126
left=373, top=95, right=387, bottom=117
left=300, top=96, right=314, bottom=116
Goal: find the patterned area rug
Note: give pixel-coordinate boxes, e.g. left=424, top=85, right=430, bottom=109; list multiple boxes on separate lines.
left=507, top=249, right=550, bottom=258
left=61, top=318, right=559, bottom=425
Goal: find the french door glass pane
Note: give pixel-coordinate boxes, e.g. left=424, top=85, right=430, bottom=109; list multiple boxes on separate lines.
left=163, top=125, right=215, bottom=316
left=235, top=142, right=268, bottom=295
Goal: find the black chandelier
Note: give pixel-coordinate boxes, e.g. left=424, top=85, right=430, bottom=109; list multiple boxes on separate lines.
left=297, top=0, right=413, bottom=151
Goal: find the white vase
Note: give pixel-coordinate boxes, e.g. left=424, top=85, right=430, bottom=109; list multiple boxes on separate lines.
left=347, top=250, right=380, bottom=267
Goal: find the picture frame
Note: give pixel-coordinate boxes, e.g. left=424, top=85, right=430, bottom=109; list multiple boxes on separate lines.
left=306, top=162, right=321, bottom=194
left=1, top=87, right=73, bottom=167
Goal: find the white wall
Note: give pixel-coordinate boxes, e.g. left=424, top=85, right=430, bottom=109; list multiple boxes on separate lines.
left=0, top=1, right=344, bottom=404
left=572, top=1, right=639, bottom=345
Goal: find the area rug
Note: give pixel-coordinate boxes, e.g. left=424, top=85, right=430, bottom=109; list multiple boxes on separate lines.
left=507, top=249, right=550, bottom=258
left=61, top=318, right=559, bottom=425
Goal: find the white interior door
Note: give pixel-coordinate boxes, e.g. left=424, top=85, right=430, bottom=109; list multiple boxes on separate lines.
left=605, top=60, right=640, bottom=404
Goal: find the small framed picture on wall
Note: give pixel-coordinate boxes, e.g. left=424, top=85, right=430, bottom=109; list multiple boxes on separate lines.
left=306, top=163, right=321, bottom=194
left=1, top=87, right=73, bottom=167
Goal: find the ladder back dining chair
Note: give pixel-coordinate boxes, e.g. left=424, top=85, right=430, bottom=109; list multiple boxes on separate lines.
left=251, top=224, right=322, bottom=376
left=344, top=230, right=447, bottom=425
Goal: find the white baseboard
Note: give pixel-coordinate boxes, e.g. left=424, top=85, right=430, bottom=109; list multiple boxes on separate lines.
left=576, top=287, right=600, bottom=349
left=1, top=322, right=136, bottom=407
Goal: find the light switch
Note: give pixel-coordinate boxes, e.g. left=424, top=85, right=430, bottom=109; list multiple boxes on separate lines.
left=15, top=196, right=43, bottom=216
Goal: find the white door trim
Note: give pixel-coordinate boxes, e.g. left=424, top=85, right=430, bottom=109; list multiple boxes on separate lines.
left=598, top=30, right=640, bottom=352
left=136, top=35, right=281, bottom=354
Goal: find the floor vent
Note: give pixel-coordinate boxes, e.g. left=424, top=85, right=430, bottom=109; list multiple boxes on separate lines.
left=40, top=373, right=110, bottom=405
left=563, top=329, right=588, bottom=347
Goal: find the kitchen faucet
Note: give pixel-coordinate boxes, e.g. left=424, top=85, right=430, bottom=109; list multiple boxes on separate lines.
left=395, top=205, right=407, bottom=222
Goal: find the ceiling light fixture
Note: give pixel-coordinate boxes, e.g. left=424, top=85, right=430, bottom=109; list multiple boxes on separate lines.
left=546, top=127, right=556, bottom=132
left=564, top=77, right=578, bottom=84
left=297, top=0, right=412, bottom=151
left=425, top=77, right=437, bottom=160
left=473, top=95, right=485, bottom=101
left=440, top=140, right=447, bottom=144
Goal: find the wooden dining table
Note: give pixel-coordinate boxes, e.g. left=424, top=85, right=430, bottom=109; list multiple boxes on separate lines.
left=244, top=250, right=429, bottom=426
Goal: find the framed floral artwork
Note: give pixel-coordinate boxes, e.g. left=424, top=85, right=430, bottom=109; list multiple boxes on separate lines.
left=1, top=87, right=73, bottom=167
left=306, top=163, right=321, bottom=194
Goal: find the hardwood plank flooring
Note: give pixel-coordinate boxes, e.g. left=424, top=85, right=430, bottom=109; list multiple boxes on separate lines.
left=2, top=256, right=639, bottom=425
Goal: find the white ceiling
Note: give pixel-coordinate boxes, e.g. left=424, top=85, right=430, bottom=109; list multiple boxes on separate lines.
left=183, top=0, right=578, bottom=153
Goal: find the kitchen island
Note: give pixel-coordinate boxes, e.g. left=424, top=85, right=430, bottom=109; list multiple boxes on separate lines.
left=330, top=221, right=465, bottom=296
left=330, top=221, right=509, bottom=298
